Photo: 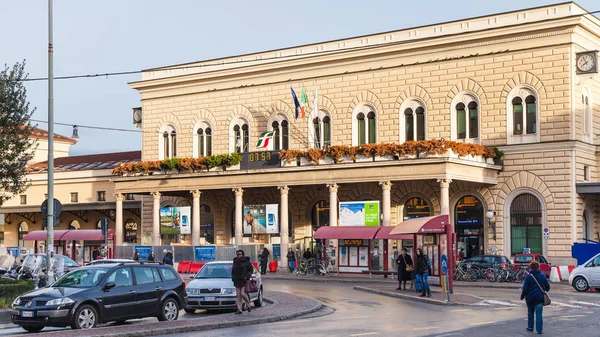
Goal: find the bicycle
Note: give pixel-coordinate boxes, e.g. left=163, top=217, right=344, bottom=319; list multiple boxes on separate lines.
left=453, top=261, right=470, bottom=281
left=315, top=258, right=339, bottom=276
left=293, top=259, right=316, bottom=276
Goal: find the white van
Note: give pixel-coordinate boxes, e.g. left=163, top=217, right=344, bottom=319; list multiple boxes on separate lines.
left=569, top=253, right=600, bottom=292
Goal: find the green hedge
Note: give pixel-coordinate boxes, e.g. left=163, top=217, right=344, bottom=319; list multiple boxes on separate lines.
left=0, top=279, right=34, bottom=308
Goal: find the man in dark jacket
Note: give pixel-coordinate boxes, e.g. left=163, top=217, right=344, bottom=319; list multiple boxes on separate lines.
left=258, top=248, right=269, bottom=275
left=520, top=260, right=550, bottom=334
left=162, top=250, right=174, bottom=266
left=232, top=250, right=253, bottom=314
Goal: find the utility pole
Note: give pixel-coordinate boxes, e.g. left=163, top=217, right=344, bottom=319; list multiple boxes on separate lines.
left=46, top=0, right=55, bottom=282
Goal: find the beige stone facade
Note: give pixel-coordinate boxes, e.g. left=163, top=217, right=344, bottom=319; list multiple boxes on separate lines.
left=114, top=2, right=600, bottom=265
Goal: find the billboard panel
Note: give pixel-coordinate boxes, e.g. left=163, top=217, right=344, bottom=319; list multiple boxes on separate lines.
left=160, top=206, right=191, bottom=234
left=339, top=201, right=380, bottom=226
left=243, top=204, right=279, bottom=234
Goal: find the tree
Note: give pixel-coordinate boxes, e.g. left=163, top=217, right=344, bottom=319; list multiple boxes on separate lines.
left=0, top=62, right=36, bottom=207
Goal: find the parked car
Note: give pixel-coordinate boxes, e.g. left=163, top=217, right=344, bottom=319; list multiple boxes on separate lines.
left=569, top=253, right=600, bottom=292
left=460, top=255, right=512, bottom=270
left=0, top=254, right=16, bottom=275
left=513, top=253, right=551, bottom=277
left=185, top=261, right=263, bottom=313
left=84, top=259, right=135, bottom=266
left=10, top=262, right=187, bottom=332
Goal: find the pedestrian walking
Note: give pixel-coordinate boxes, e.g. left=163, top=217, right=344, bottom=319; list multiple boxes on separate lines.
left=259, top=248, right=269, bottom=275
left=92, top=247, right=100, bottom=261
left=520, top=260, right=550, bottom=334
left=162, top=250, right=174, bottom=266
left=396, top=248, right=413, bottom=290
left=286, top=248, right=296, bottom=272
left=415, top=248, right=431, bottom=297
left=232, top=249, right=253, bottom=314
left=132, top=251, right=140, bottom=261
left=148, top=251, right=155, bottom=262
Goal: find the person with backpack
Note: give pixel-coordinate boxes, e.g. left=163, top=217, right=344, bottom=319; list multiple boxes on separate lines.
left=520, top=260, right=550, bottom=334
left=415, top=248, right=431, bottom=297
left=162, top=250, right=174, bottom=266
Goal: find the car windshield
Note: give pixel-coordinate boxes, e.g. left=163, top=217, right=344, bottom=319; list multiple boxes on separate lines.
left=515, top=256, right=533, bottom=263
left=53, top=268, right=108, bottom=288
left=195, top=263, right=232, bottom=279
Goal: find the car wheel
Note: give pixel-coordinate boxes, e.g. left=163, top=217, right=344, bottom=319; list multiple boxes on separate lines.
left=184, top=308, right=196, bottom=314
left=573, top=276, right=590, bottom=292
left=253, top=288, right=263, bottom=307
left=22, top=326, right=44, bottom=333
left=71, top=304, right=98, bottom=330
left=158, top=298, right=179, bottom=321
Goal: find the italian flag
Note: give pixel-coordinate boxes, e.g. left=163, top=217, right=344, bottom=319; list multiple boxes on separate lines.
left=301, top=85, right=308, bottom=118
left=256, top=131, right=275, bottom=148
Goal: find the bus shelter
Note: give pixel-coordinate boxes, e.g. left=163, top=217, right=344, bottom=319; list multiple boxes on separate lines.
left=24, top=229, right=115, bottom=263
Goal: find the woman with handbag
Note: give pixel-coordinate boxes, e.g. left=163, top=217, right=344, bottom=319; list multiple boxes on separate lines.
left=520, top=260, right=550, bottom=334
left=232, top=249, right=253, bottom=314
left=395, top=248, right=413, bottom=290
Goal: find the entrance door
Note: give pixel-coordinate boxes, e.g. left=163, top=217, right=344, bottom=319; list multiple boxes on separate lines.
left=510, top=194, right=542, bottom=255
left=455, top=196, right=484, bottom=258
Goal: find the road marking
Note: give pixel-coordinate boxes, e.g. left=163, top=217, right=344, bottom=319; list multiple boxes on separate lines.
left=469, top=321, right=495, bottom=326
left=552, top=301, right=581, bottom=308
left=413, top=327, right=440, bottom=331
left=559, top=315, right=586, bottom=318
left=494, top=307, right=514, bottom=310
left=448, top=309, right=472, bottom=312
left=349, top=333, right=378, bottom=336
left=345, top=316, right=370, bottom=319
left=570, top=301, right=600, bottom=307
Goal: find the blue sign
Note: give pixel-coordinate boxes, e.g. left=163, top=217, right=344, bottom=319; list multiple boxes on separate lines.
left=272, top=244, right=281, bottom=258
left=8, top=247, right=19, bottom=257
left=194, top=246, right=216, bottom=261
left=441, top=254, right=449, bottom=275
left=134, top=246, right=152, bottom=260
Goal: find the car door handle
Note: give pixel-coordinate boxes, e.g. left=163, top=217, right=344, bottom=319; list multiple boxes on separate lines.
left=155, top=287, right=162, bottom=291
left=129, top=290, right=137, bottom=295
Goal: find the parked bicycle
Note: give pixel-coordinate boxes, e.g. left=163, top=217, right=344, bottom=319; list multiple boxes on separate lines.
left=314, top=258, right=339, bottom=276
left=293, top=259, right=316, bottom=276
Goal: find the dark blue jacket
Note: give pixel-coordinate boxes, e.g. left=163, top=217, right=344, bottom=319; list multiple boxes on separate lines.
left=520, top=270, right=550, bottom=304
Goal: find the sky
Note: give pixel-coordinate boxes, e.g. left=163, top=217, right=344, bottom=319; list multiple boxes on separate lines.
left=1, top=0, right=598, bottom=155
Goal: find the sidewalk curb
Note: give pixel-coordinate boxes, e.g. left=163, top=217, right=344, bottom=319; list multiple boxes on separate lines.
left=353, top=286, right=460, bottom=306
left=69, top=297, right=326, bottom=337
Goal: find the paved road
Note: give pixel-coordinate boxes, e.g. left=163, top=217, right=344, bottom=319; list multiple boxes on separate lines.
left=154, top=279, right=600, bottom=337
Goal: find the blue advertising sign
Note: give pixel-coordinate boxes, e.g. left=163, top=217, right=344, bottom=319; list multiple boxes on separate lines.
left=272, top=244, right=281, bottom=258
left=194, top=246, right=216, bottom=261
left=134, top=246, right=152, bottom=260
left=441, top=254, right=449, bottom=275
left=8, top=247, right=19, bottom=257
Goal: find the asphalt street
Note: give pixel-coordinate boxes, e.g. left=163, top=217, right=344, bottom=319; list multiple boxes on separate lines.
left=153, top=279, right=600, bottom=337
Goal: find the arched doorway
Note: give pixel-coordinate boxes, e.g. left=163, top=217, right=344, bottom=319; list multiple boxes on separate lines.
left=200, top=204, right=215, bottom=244
left=18, top=222, right=29, bottom=248
left=454, top=195, right=484, bottom=258
left=310, top=200, right=330, bottom=257
left=125, top=219, right=138, bottom=243
left=403, top=197, right=432, bottom=220
left=510, top=193, right=542, bottom=255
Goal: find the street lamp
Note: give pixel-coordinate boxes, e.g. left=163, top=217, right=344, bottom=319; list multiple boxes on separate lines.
left=486, top=211, right=496, bottom=241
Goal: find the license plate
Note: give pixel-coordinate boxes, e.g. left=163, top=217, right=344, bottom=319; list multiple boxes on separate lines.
left=203, top=297, right=216, bottom=301
left=21, top=311, right=34, bottom=318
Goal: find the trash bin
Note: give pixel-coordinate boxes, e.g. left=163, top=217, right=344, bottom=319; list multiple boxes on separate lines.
left=269, top=261, right=278, bottom=273
left=252, top=262, right=259, bottom=271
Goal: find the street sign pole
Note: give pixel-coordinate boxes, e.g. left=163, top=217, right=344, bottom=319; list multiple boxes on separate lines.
left=46, top=0, right=55, bottom=283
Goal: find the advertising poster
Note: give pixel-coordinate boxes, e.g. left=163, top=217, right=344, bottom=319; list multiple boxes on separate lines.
left=243, top=204, right=279, bottom=234
left=134, top=246, right=152, bottom=260
left=194, top=246, right=216, bottom=261
left=160, top=206, right=191, bottom=234
left=339, top=201, right=380, bottom=226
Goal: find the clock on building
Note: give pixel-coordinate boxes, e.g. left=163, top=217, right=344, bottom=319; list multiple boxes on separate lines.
left=576, top=51, right=598, bottom=74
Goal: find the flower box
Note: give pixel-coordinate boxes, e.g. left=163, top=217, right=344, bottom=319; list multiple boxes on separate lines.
left=280, top=159, right=299, bottom=167
left=319, top=157, right=335, bottom=165
left=374, top=154, right=395, bottom=162
left=300, top=157, right=316, bottom=166
left=355, top=154, right=373, bottom=163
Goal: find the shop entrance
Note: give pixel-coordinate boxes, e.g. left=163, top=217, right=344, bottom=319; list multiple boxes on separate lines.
left=454, top=195, right=484, bottom=258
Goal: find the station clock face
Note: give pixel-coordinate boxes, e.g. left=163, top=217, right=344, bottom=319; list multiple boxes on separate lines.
left=576, top=51, right=598, bottom=74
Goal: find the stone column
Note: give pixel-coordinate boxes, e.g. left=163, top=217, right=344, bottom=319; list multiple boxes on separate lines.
left=327, top=183, right=339, bottom=226
left=379, top=181, right=392, bottom=226
left=437, top=179, right=452, bottom=215
left=233, top=188, right=244, bottom=246
left=115, top=193, right=124, bottom=246
left=278, top=186, right=290, bottom=271
left=191, top=190, right=201, bottom=246
left=151, top=192, right=161, bottom=246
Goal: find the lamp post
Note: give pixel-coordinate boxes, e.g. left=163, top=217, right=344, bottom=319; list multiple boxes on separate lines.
left=46, top=0, right=55, bottom=282
left=486, top=211, right=496, bottom=241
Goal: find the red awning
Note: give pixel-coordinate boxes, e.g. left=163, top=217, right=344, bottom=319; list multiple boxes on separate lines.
left=389, top=215, right=449, bottom=235
left=374, top=226, right=413, bottom=240
left=313, top=226, right=381, bottom=239
left=61, top=229, right=114, bottom=241
left=23, top=229, right=114, bottom=241
left=23, top=230, right=70, bottom=241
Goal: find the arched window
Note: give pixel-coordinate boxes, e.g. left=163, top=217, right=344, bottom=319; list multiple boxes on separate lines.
left=309, top=111, right=332, bottom=148
left=194, top=122, right=212, bottom=157
left=352, top=105, right=377, bottom=145
left=400, top=100, right=426, bottom=142
left=18, top=222, right=28, bottom=248
left=125, top=219, right=138, bottom=244
left=507, top=87, right=539, bottom=144
left=452, top=94, right=480, bottom=142
left=69, top=220, right=80, bottom=230
left=201, top=204, right=215, bottom=244
left=158, top=125, right=177, bottom=159
left=510, top=193, right=542, bottom=255
left=267, top=114, right=289, bottom=150
left=230, top=118, right=249, bottom=153
left=582, top=88, right=593, bottom=143
left=403, top=197, right=432, bottom=220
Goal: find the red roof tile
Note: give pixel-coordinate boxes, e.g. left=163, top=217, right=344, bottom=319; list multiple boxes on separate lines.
left=28, top=126, right=78, bottom=144
left=26, top=151, right=141, bottom=173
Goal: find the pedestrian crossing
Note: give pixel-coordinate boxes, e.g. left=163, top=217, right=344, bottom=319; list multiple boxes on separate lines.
left=476, top=299, right=600, bottom=309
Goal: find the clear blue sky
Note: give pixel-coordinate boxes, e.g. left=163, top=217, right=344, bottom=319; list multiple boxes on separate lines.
left=1, top=1, right=597, bottom=155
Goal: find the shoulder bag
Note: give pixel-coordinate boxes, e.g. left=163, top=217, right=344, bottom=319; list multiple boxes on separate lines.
left=245, top=278, right=259, bottom=293
left=402, top=256, right=413, bottom=272
left=530, top=274, right=551, bottom=306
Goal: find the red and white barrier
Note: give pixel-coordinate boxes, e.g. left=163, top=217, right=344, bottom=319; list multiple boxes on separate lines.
left=550, top=265, right=575, bottom=282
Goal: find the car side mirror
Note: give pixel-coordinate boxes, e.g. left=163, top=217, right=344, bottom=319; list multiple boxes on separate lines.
left=102, top=282, right=116, bottom=291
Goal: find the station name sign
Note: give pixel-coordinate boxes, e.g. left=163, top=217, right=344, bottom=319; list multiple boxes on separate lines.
left=240, top=151, right=281, bottom=170
left=342, top=239, right=364, bottom=246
